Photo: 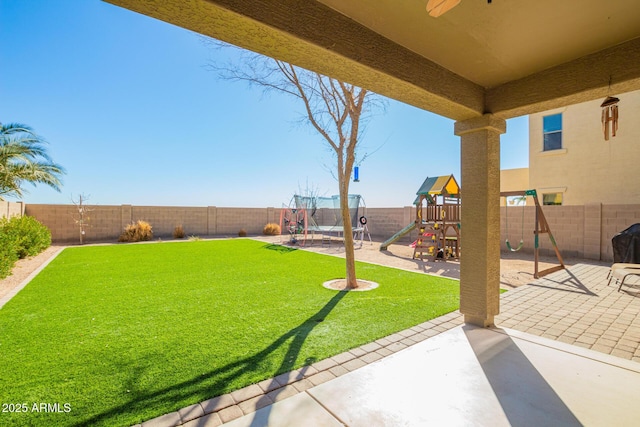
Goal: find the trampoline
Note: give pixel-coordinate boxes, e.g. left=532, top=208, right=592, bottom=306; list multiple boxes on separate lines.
left=281, top=194, right=369, bottom=245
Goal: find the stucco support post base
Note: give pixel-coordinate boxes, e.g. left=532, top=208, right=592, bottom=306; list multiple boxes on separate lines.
left=464, top=314, right=495, bottom=328
left=455, top=114, right=506, bottom=328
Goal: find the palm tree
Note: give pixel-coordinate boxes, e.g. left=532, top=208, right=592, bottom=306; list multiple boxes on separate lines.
left=0, top=122, right=65, bottom=200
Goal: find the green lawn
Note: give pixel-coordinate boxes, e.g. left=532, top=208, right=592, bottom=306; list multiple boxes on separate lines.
left=0, top=239, right=459, bottom=426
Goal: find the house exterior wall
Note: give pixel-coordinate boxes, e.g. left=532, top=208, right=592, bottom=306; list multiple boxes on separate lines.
left=529, top=88, right=640, bottom=205
left=500, top=168, right=529, bottom=194
left=500, top=168, right=530, bottom=206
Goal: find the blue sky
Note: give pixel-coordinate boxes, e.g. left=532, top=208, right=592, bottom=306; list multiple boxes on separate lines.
left=1, top=0, right=528, bottom=208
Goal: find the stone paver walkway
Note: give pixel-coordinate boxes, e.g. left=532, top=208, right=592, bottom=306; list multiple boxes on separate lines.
left=497, top=263, right=640, bottom=361
left=137, top=262, right=640, bottom=427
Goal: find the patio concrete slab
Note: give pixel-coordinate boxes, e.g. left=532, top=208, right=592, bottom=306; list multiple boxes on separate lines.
left=312, top=325, right=640, bottom=426
left=223, top=325, right=640, bottom=426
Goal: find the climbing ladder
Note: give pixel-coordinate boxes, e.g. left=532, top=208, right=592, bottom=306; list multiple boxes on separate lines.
left=412, top=224, right=439, bottom=261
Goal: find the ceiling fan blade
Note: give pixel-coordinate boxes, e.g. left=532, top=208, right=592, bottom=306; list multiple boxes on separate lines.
left=426, top=0, right=462, bottom=17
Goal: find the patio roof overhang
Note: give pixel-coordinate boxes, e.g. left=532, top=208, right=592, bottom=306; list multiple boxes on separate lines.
left=104, top=0, right=640, bottom=121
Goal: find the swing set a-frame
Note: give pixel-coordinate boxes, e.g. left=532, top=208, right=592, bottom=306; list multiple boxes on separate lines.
left=501, top=189, right=565, bottom=279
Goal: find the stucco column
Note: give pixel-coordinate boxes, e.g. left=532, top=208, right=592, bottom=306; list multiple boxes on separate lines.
left=454, top=114, right=506, bottom=327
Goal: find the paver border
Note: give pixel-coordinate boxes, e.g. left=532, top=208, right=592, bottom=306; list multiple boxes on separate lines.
left=136, top=310, right=465, bottom=427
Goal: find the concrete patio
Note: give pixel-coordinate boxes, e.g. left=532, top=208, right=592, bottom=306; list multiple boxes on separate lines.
left=139, top=260, right=640, bottom=426
left=219, top=326, right=640, bottom=427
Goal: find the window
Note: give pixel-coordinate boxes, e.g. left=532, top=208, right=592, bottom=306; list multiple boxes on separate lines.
left=542, top=193, right=562, bottom=205
left=543, top=113, right=562, bottom=151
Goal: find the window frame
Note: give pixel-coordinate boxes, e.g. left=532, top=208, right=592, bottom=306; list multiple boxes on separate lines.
left=542, top=113, right=562, bottom=151
left=542, top=193, right=563, bottom=206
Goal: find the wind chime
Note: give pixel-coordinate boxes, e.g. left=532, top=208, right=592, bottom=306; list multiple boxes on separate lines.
left=601, top=81, right=620, bottom=141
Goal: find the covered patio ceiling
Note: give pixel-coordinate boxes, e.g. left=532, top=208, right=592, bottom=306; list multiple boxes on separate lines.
left=105, top=0, right=640, bottom=121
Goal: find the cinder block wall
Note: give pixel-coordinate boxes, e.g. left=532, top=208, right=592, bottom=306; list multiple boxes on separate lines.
left=24, top=204, right=283, bottom=244
left=129, top=206, right=209, bottom=237
left=1, top=201, right=24, bottom=219
left=601, top=205, right=640, bottom=261
left=25, top=204, right=122, bottom=243
left=214, top=207, right=278, bottom=235
left=366, top=207, right=417, bottom=243
left=500, top=203, right=640, bottom=261
left=19, top=202, right=640, bottom=261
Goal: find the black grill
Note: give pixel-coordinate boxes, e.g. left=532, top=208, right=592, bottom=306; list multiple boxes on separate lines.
left=612, top=223, right=640, bottom=263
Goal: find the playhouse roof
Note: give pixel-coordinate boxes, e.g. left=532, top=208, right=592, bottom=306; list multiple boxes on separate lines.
left=416, top=175, right=460, bottom=197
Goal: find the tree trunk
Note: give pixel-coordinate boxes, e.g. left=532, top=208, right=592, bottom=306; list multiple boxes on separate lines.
left=338, top=156, right=358, bottom=289
left=210, top=55, right=370, bottom=289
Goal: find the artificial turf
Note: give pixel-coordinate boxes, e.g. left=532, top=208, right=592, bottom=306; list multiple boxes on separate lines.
left=0, top=239, right=459, bottom=426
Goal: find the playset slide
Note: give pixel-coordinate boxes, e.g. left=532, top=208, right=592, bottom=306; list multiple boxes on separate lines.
left=380, top=222, right=416, bottom=251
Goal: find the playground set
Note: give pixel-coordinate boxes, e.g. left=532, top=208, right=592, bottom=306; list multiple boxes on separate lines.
left=279, top=194, right=371, bottom=247
left=501, top=189, right=565, bottom=278
left=379, top=175, right=565, bottom=278
left=380, top=175, right=461, bottom=261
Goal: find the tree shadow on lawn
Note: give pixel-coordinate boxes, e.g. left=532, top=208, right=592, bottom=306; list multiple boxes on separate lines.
left=78, top=291, right=347, bottom=426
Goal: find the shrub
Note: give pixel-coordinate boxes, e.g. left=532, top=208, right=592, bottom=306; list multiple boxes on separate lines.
left=118, top=220, right=154, bottom=242
left=0, top=215, right=51, bottom=279
left=1, top=215, right=51, bottom=259
left=262, top=223, right=281, bottom=236
left=173, top=224, right=185, bottom=239
left=0, top=230, right=18, bottom=279
left=238, top=229, right=247, bottom=237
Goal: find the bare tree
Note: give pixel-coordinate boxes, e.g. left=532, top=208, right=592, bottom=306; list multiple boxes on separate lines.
left=296, top=179, right=325, bottom=220
left=208, top=42, right=383, bottom=289
left=71, top=193, right=93, bottom=245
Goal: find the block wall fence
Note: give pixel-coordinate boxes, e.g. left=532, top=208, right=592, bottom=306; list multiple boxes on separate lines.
left=500, top=203, right=640, bottom=261
left=3, top=201, right=639, bottom=262
left=0, top=201, right=25, bottom=219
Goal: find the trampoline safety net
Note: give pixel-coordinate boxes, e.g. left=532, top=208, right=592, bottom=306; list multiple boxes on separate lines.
left=294, top=194, right=362, bottom=232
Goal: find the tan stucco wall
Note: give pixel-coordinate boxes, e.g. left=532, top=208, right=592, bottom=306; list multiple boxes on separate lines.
left=455, top=115, right=504, bottom=326
left=500, top=168, right=530, bottom=206
left=500, top=168, right=530, bottom=194
left=529, top=89, right=640, bottom=205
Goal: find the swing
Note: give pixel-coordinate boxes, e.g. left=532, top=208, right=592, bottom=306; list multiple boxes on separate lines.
left=505, top=196, right=526, bottom=252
